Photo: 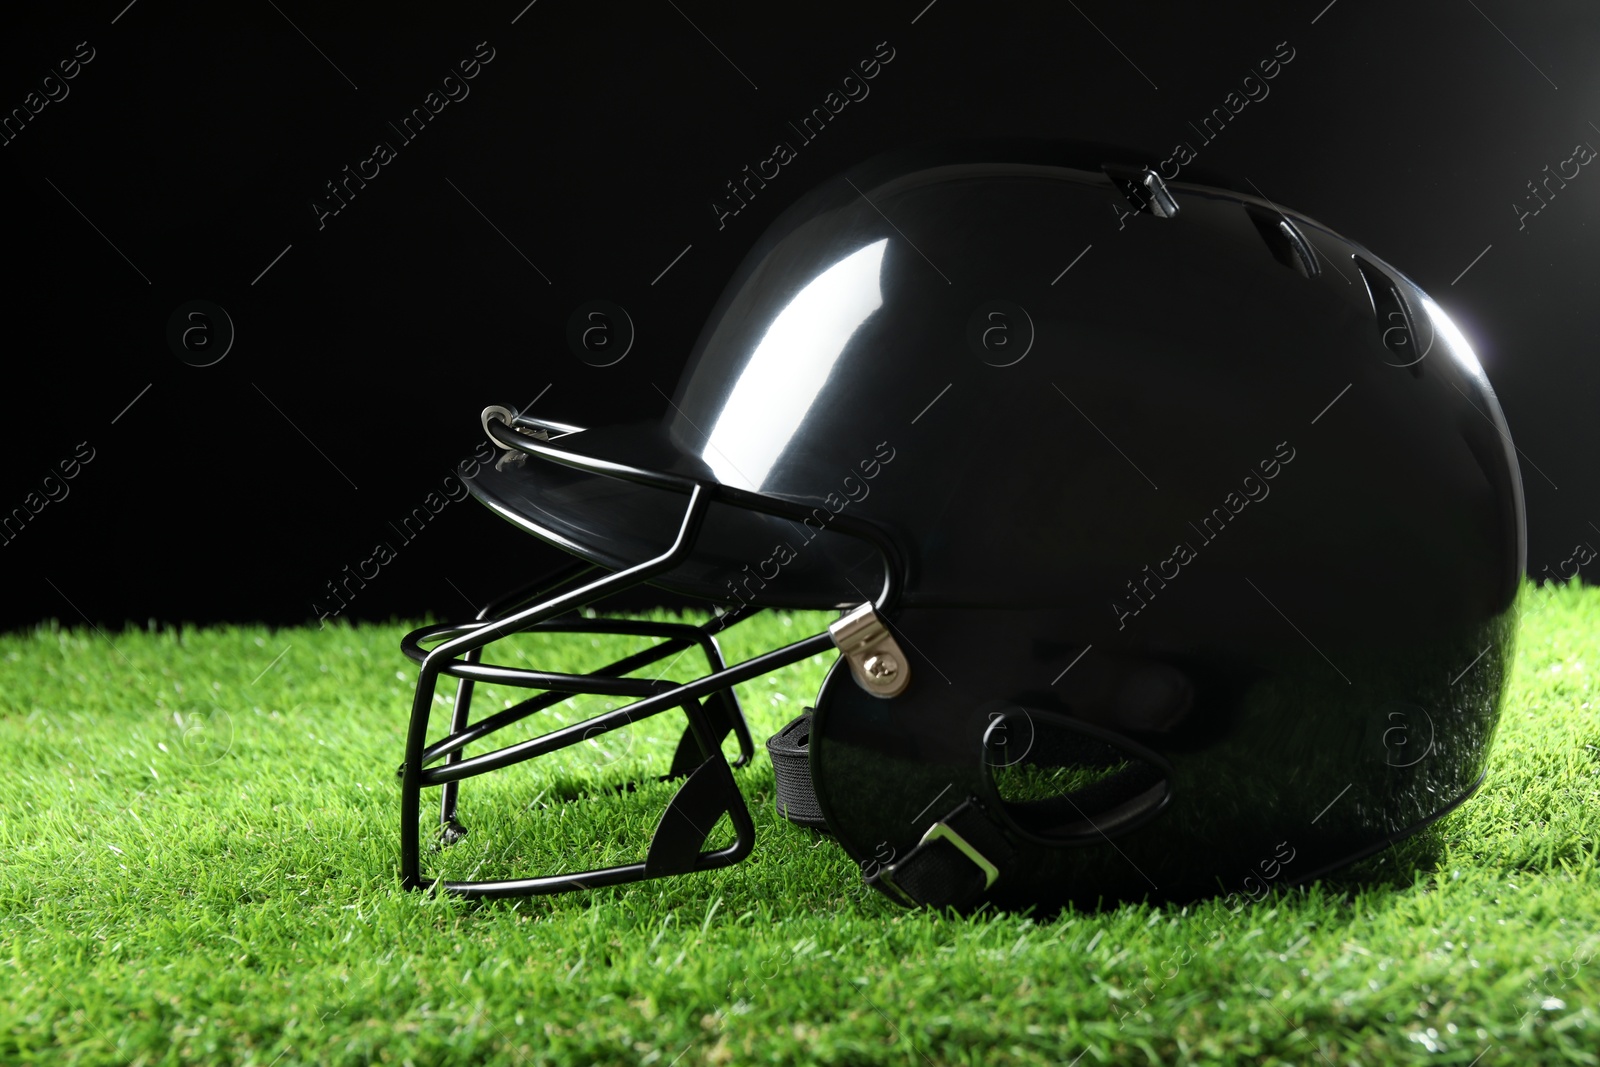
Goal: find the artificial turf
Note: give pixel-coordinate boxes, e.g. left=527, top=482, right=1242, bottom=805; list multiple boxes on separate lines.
left=1, top=581, right=1596, bottom=1066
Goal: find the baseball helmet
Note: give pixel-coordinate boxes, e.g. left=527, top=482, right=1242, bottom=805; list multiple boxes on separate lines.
left=398, top=139, right=1524, bottom=911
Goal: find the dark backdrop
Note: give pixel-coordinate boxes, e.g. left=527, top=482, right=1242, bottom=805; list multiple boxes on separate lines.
left=1, top=0, right=1594, bottom=632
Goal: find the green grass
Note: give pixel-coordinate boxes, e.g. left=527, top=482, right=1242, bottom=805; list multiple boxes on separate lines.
left=1, top=581, right=1596, bottom=1066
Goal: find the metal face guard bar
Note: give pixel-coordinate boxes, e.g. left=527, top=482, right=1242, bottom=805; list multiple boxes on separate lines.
left=397, top=412, right=904, bottom=899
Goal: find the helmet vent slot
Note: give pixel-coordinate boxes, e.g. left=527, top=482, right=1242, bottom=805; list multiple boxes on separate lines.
left=1103, top=163, right=1179, bottom=219
left=1354, top=255, right=1425, bottom=376
left=1246, top=206, right=1320, bottom=278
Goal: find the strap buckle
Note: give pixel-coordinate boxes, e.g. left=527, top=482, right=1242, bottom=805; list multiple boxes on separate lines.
left=917, top=820, right=999, bottom=890
left=874, top=870, right=920, bottom=908
left=874, top=803, right=1005, bottom=908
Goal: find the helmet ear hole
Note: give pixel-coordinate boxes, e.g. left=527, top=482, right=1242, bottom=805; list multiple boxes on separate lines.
left=981, top=708, right=1171, bottom=846
left=991, top=751, right=1131, bottom=804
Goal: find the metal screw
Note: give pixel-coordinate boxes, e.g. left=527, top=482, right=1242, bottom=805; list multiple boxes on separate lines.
left=862, top=653, right=899, bottom=683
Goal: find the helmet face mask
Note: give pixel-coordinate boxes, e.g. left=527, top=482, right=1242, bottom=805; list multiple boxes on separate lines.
left=399, top=138, right=1525, bottom=913
left=397, top=472, right=906, bottom=898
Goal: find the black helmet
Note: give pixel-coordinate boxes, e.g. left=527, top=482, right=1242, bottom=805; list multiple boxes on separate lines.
left=399, top=139, right=1524, bottom=911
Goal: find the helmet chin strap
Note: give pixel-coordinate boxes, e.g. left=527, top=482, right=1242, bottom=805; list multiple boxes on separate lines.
left=765, top=707, right=1013, bottom=910
left=868, top=798, right=1014, bottom=910
left=765, top=710, right=827, bottom=830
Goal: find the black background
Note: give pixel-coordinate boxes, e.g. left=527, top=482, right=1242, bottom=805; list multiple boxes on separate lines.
left=1, top=0, right=1594, bottom=632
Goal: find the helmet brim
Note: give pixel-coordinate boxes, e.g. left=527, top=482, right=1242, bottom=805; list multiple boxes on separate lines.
left=466, top=417, right=886, bottom=609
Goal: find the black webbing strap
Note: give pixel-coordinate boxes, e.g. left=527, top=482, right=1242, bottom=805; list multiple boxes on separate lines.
left=868, top=796, right=1015, bottom=909
left=767, top=712, right=1015, bottom=908
left=766, top=710, right=828, bottom=829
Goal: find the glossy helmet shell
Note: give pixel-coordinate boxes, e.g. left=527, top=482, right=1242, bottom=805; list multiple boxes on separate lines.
left=473, top=138, right=1525, bottom=909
